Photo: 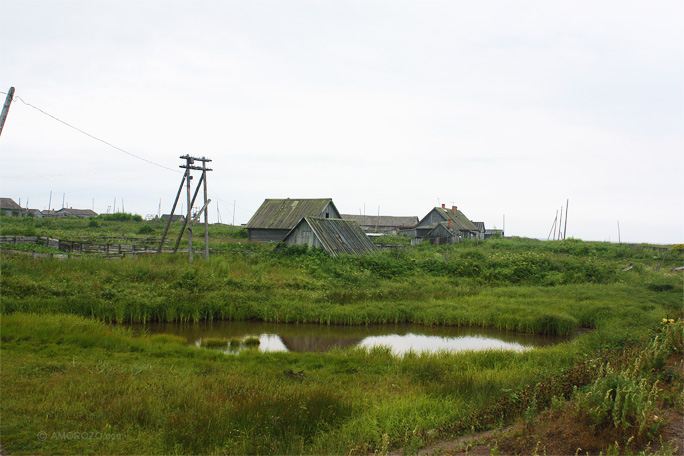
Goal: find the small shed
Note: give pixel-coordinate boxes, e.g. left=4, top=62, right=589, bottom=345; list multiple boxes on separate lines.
left=281, top=217, right=377, bottom=256
left=247, top=198, right=341, bottom=242
left=341, top=214, right=418, bottom=234
left=0, top=198, right=21, bottom=217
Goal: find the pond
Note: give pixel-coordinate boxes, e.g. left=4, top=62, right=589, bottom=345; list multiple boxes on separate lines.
left=135, top=321, right=569, bottom=355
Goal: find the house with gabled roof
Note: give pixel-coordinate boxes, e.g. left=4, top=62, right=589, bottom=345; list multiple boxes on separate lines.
left=0, top=198, right=22, bottom=217
left=471, top=221, right=486, bottom=240
left=246, top=198, right=341, bottom=242
left=281, top=217, right=376, bottom=256
left=408, top=204, right=480, bottom=242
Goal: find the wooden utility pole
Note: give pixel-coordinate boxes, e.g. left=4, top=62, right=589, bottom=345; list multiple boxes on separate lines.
left=185, top=156, right=193, bottom=264
left=202, top=159, right=209, bottom=259
left=548, top=210, right=558, bottom=241
left=0, top=87, right=15, bottom=137
left=173, top=172, right=204, bottom=253
left=617, top=221, right=622, bottom=244
left=157, top=172, right=187, bottom=252
left=177, top=155, right=212, bottom=264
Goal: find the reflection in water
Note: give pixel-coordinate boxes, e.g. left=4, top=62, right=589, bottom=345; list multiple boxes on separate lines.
left=258, top=334, right=288, bottom=352
left=360, top=334, right=528, bottom=355
left=134, top=320, right=569, bottom=355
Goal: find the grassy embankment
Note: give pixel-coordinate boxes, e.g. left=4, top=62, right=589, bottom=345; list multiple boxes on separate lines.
left=1, top=217, right=683, bottom=454
left=0, top=213, right=261, bottom=252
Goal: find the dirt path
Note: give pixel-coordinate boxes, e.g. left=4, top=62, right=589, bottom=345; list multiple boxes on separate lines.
left=389, top=427, right=516, bottom=456
left=390, top=412, right=683, bottom=456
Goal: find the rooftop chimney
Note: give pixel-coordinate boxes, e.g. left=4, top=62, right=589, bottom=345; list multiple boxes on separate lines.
left=452, top=206, right=457, bottom=214
left=441, top=203, right=445, bottom=209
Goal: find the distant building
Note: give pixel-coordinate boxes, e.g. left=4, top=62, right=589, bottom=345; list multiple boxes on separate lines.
left=42, top=210, right=65, bottom=218
left=246, top=198, right=341, bottom=242
left=27, top=209, right=44, bottom=218
left=281, top=217, right=377, bottom=256
left=485, top=229, right=504, bottom=239
left=0, top=198, right=21, bottom=217
left=341, top=214, right=418, bottom=234
left=57, top=208, right=98, bottom=218
left=471, top=221, right=486, bottom=240
left=404, top=204, right=480, bottom=243
left=158, top=214, right=186, bottom=222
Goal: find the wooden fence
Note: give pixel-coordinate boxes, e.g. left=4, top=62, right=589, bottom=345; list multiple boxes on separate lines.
left=0, top=235, right=238, bottom=259
left=0, top=236, right=162, bottom=256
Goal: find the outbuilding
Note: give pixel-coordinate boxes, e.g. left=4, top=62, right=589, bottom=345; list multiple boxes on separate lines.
left=281, top=217, right=377, bottom=256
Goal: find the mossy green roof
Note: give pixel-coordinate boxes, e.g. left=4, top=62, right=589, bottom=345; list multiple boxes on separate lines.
left=246, top=199, right=336, bottom=230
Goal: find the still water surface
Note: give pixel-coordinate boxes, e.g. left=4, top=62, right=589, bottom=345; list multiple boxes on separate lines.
left=135, top=321, right=568, bottom=355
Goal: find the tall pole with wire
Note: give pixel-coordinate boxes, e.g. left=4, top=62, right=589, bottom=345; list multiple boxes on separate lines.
left=185, top=156, right=194, bottom=264
left=0, top=87, right=15, bottom=136
left=202, top=159, right=211, bottom=259
left=177, top=155, right=212, bottom=264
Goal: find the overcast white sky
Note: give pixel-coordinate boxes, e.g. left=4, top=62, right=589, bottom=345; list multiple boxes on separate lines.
left=1, top=0, right=682, bottom=244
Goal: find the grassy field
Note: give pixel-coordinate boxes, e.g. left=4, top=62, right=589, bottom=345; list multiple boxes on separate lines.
left=1, top=216, right=683, bottom=454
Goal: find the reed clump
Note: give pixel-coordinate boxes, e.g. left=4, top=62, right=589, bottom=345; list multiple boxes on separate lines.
left=202, top=337, right=229, bottom=348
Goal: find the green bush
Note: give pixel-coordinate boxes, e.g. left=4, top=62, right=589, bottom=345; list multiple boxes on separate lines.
left=97, top=212, right=143, bottom=222
left=138, top=225, right=154, bottom=235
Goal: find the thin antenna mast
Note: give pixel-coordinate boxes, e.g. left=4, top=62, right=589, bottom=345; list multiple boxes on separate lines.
left=563, top=199, right=569, bottom=240
left=548, top=210, right=558, bottom=241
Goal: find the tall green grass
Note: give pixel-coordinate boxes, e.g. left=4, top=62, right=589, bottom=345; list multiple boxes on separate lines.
left=2, top=240, right=682, bottom=336
left=0, top=312, right=589, bottom=454
left=3, top=313, right=679, bottom=454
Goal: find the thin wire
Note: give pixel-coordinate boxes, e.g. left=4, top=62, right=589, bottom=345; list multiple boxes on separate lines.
left=9, top=94, right=181, bottom=173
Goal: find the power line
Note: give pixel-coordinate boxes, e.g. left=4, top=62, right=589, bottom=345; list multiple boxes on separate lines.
left=4, top=92, right=181, bottom=174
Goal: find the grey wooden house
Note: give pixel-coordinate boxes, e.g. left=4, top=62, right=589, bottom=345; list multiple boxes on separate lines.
left=0, top=198, right=21, bottom=217
left=341, top=214, right=418, bottom=234
left=471, top=221, right=486, bottom=240
left=406, top=204, right=480, bottom=242
left=246, top=198, right=341, bottom=242
left=281, top=217, right=377, bottom=256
